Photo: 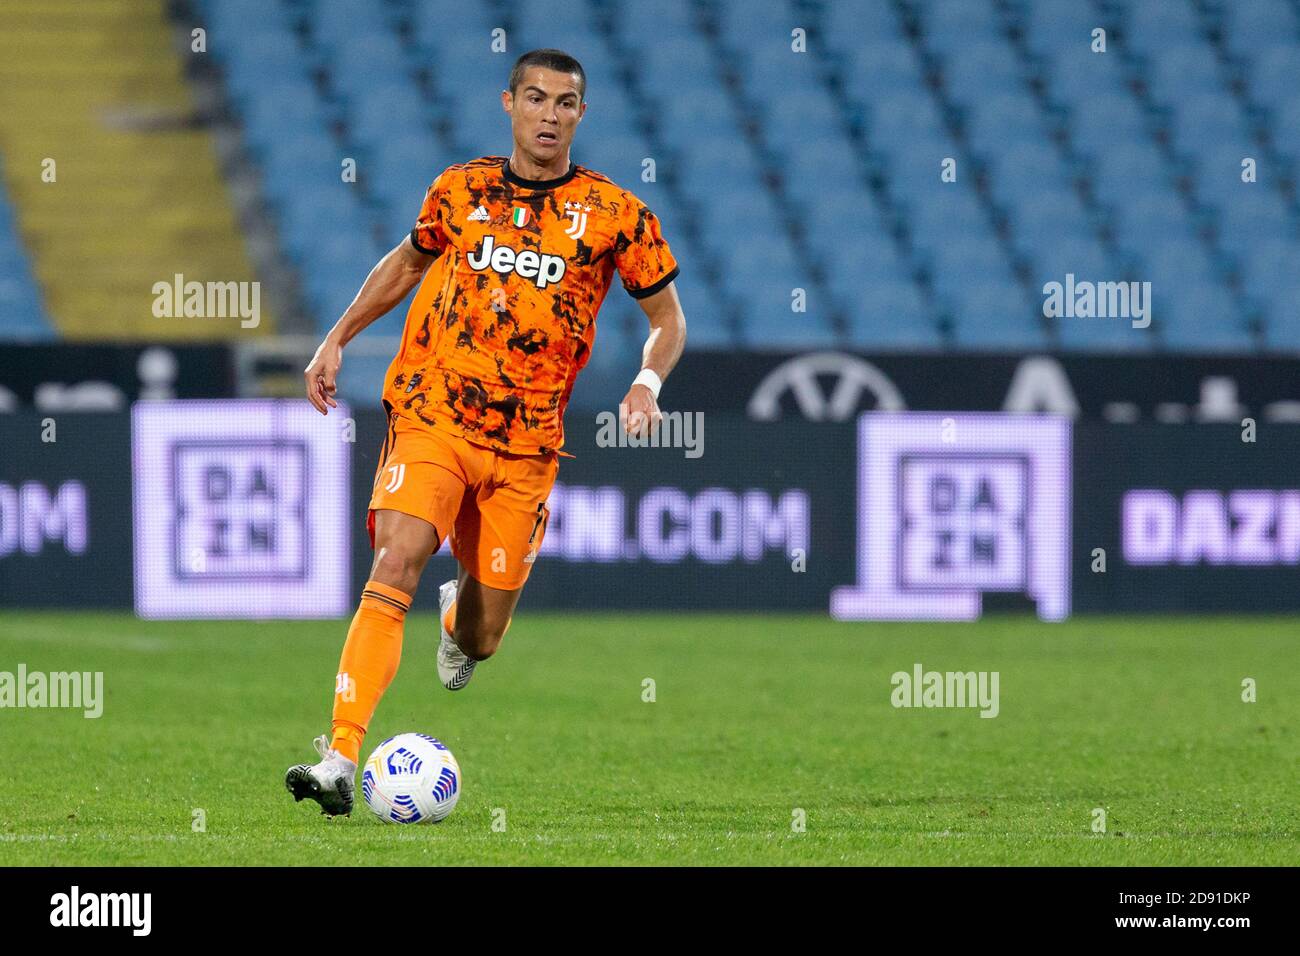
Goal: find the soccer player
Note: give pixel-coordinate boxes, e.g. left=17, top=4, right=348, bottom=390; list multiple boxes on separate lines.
left=286, top=49, right=686, bottom=815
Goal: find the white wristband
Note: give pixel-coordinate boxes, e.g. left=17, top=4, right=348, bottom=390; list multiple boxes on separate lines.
left=632, top=368, right=662, bottom=399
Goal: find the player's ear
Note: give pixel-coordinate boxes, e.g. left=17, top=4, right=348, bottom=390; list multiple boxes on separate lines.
left=501, top=89, right=512, bottom=114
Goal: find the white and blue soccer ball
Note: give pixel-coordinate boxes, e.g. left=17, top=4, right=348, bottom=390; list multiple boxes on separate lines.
left=362, top=733, right=461, bottom=824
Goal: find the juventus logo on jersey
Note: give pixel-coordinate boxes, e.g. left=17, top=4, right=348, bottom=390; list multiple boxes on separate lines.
left=564, top=201, right=590, bottom=239
left=383, top=464, right=406, bottom=493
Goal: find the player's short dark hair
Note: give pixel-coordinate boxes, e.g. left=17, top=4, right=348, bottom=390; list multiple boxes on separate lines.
left=508, top=48, right=586, bottom=102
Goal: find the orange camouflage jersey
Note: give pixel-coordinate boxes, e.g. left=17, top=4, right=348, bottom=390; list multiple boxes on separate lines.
left=382, top=155, right=679, bottom=456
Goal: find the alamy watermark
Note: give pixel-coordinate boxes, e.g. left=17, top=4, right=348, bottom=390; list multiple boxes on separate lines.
left=0, top=665, right=103, bottom=718
left=891, top=663, right=999, bottom=718
left=595, top=404, right=703, bottom=459
left=1042, top=273, right=1151, bottom=329
left=152, top=274, right=260, bottom=328
left=50, top=886, right=150, bottom=936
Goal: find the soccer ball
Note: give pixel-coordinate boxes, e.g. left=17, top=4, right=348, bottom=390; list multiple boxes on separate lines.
left=361, top=733, right=461, bottom=824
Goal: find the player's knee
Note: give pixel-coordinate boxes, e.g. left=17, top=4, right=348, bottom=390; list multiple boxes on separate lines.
left=370, top=546, right=427, bottom=593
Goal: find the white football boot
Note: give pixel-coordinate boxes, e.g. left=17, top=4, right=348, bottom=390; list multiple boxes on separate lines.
left=284, top=734, right=356, bottom=816
left=437, top=579, right=477, bottom=691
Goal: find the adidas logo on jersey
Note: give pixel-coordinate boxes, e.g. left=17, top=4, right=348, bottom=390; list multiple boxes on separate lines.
left=467, top=205, right=490, bottom=222
left=466, top=235, right=566, bottom=289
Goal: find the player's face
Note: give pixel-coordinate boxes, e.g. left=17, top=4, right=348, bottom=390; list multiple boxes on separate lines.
left=504, top=67, right=584, bottom=165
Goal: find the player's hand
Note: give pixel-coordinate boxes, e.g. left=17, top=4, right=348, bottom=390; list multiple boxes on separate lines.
left=621, top=384, right=662, bottom=437
left=304, top=337, right=343, bottom=415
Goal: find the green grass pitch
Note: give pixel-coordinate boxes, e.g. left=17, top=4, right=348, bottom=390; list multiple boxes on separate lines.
left=0, top=611, right=1295, bottom=865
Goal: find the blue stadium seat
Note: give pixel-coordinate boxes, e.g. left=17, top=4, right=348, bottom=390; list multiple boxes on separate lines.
left=986, top=142, right=1074, bottom=207
left=1068, top=92, right=1148, bottom=152
left=635, top=37, right=719, bottom=99
left=919, top=0, right=1003, bottom=52
left=928, top=239, right=1017, bottom=302
left=1241, top=237, right=1300, bottom=313
left=1269, top=94, right=1300, bottom=155
left=1159, top=285, right=1251, bottom=352
left=311, top=0, right=390, bottom=50
left=654, top=87, right=741, bottom=143
left=740, top=282, right=839, bottom=350
left=783, top=138, right=866, bottom=207
left=846, top=40, right=924, bottom=93
left=1044, top=45, right=1129, bottom=104
left=1217, top=191, right=1293, bottom=255
left=1003, top=187, right=1097, bottom=252
left=714, top=0, right=797, bottom=44
left=212, top=0, right=1300, bottom=356
left=943, top=40, right=1024, bottom=97
left=805, top=192, right=890, bottom=263
left=329, top=34, right=410, bottom=98
left=1024, top=0, right=1105, bottom=56
left=1123, top=3, right=1203, bottom=57
left=1113, top=192, right=1197, bottom=247
left=1262, top=274, right=1300, bottom=347
left=950, top=282, right=1048, bottom=349
left=736, top=39, right=826, bottom=95
left=1144, top=238, right=1218, bottom=291
left=840, top=277, right=933, bottom=344
left=826, top=233, right=911, bottom=300
left=1169, top=93, right=1251, bottom=156
left=579, top=133, right=657, bottom=189
left=963, top=91, right=1050, bottom=156
left=824, top=0, right=903, bottom=52
left=1146, top=42, right=1225, bottom=104
left=347, top=84, right=431, bottom=143
left=0, top=165, right=55, bottom=337
left=765, top=88, right=840, bottom=145
left=1089, top=141, right=1169, bottom=202
left=1193, top=144, right=1262, bottom=207
left=865, top=89, right=948, bottom=146
left=903, top=190, right=990, bottom=250
left=1250, top=44, right=1300, bottom=105
left=1027, top=236, right=1115, bottom=287
left=1224, top=1, right=1300, bottom=58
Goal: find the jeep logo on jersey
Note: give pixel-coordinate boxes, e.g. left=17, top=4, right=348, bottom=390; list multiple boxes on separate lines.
left=466, top=235, right=567, bottom=289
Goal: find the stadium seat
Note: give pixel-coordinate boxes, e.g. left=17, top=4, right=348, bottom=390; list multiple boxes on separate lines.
left=198, top=0, right=1300, bottom=355
left=949, top=282, right=1048, bottom=349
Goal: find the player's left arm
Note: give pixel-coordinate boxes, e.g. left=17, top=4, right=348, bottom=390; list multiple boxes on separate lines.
left=622, top=281, right=686, bottom=435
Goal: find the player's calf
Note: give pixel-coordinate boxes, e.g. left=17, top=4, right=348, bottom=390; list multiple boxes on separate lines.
left=453, top=616, right=510, bottom=660
left=437, top=580, right=478, bottom=690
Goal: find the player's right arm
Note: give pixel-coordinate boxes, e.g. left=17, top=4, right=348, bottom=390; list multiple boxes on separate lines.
left=304, top=236, right=436, bottom=414
left=305, top=173, right=452, bottom=414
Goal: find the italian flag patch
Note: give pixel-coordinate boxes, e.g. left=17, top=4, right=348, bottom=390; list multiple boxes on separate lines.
left=512, top=206, right=530, bottom=227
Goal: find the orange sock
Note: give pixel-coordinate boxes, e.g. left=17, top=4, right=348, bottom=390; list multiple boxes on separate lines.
left=330, top=580, right=411, bottom=764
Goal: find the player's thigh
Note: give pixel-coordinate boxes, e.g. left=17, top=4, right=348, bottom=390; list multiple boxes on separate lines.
left=369, top=418, right=473, bottom=552
left=451, top=452, right=557, bottom=592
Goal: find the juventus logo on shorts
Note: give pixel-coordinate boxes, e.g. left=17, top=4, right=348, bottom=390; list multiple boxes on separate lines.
left=383, top=464, right=406, bottom=493
left=564, top=202, right=589, bottom=239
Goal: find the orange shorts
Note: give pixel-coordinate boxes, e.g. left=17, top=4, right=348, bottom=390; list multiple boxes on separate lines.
left=367, top=411, right=558, bottom=590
